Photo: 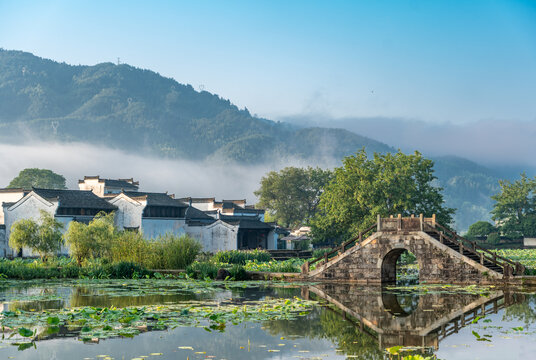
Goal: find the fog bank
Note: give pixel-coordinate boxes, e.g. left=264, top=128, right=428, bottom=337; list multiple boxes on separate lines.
left=0, top=142, right=320, bottom=202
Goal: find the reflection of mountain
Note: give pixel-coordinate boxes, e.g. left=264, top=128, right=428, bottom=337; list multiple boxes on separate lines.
left=307, top=283, right=523, bottom=351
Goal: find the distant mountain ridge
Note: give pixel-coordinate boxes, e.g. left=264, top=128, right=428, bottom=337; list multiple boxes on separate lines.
left=0, top=49, right=503, bottom=230
left=0, top=49, right=392, bottom=163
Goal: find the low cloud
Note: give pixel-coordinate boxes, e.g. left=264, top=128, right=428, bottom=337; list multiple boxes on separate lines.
left=0, top=142, right=318, bottom=202
left=282, top=115, right=536, bottom=173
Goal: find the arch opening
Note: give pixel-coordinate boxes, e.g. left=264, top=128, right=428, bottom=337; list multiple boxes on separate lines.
left=381, top=248, right=419, bottom=286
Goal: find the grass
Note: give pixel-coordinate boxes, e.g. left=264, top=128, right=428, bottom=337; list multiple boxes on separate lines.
left=0, top=258, right=152, bottom=280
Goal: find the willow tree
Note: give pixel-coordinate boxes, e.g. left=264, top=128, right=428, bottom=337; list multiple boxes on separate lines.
left=9, top=210, right=64, bottom=259
left=311, top=150, right=454, bottom=244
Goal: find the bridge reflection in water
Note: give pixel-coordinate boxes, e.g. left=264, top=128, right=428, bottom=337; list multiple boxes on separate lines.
left=303, top=283, right=523, bottom=351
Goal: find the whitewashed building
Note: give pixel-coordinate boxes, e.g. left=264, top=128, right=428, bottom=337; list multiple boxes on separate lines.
left=0, top=188, right=117, bottom=257
left=0, top=177, right=279, bottom=257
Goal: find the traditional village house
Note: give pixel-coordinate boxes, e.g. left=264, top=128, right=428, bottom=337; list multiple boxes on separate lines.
left=1, top=188, right=117, bottom=257
left=0, top=188, right=30, bottom=257
left=78, top=176, right=139, bottom=197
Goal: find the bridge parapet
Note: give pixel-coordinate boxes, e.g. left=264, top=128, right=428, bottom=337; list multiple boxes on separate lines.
left=377, top=214, right=435, bottom=232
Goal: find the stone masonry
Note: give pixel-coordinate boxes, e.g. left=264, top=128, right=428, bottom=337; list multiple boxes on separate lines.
left=306, top=231, right=503, bottom=284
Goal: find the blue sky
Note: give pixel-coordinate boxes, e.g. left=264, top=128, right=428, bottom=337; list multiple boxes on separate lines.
left=0, top=0, right=535, bottom=123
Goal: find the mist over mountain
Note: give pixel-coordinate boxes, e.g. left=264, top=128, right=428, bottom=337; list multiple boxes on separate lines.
left=0, top=49, right=392, bottom=164
left=0, top=49, right=523, bottom=230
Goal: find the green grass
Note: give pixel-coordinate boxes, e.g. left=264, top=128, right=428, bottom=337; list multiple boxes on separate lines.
left=0, top=258, right=152, bottom=280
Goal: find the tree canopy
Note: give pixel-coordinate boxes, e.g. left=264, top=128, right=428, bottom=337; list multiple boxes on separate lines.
left=254, top=166, right=333, bottom=228
left=64, top=212, right=116, bottom=264
left=7, top=168, right=67, bottom=189
left=491, top=173, right=536, bottom=238
left=466, top=221, right=497, bottom=239
left=9, top=210, right=64, bottom=259
left=311, top=150, right=454, bottom=244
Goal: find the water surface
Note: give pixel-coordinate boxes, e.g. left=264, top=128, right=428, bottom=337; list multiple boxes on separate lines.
left=0, top=280, right=535, bottom=359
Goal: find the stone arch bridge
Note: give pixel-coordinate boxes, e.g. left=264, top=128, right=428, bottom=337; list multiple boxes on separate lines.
left=301, top=215, right=525, bottom=284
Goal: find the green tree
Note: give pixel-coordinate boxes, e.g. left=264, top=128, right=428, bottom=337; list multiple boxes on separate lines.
left=491, top=173, right=536, bottom=238
left=7, top=168, right=67, bottom=189
left=466, top=221, right=496, bottom=239
left=311, top=150, right=454, bottom=244
left=254, top=166, right=333, bottom=228
left=64, top=212, right=116, bottom=265
left=9, top=210, right=64, bottom=259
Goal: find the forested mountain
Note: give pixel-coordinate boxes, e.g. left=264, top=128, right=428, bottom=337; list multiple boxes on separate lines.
left=0, top=50, right=505, bottom=229
left=0, top=49, right=392, bottom=162
left=431, top=156, right=500, bottom=231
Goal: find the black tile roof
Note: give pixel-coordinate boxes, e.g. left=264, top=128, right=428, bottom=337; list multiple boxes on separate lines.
left=32, top=188, right=117, bottom=210
left=219, top=215, right=274, bottom=230
left=185, top=206, right=213, bottom=220
left=104, top=179, right=138, bottom=189
left=123, top=192, right=188, bottom=207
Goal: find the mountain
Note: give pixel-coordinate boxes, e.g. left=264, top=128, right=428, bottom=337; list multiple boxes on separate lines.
left=0, top=50, right=506, bottom=230
left=0, top=49, right=392, bottom=163
left=431, top=156, right=500, bottom=231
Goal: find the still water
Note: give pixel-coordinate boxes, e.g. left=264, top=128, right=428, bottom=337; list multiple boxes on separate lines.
left=0, top=279, right=535, bottom=360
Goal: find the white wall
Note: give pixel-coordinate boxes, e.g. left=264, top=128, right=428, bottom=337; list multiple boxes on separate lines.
left=185, top=221, right=238, bottom=252
left=141, top=218, right=187, bottom=239
left=3, top=194, right=58, bottom=257
left=108, top=195, right=145, bottom=230
left=0, top=191, right=26, bottom=225
left=78, top=179, right=105, bottom=197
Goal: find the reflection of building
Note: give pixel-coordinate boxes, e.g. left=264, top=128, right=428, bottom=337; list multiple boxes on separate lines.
left=307, top=283, right=523, bottom=351
left=0, top=177, right=278, bottom=256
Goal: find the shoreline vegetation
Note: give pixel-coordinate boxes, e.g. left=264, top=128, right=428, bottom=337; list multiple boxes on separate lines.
left=1, top=248, right=535, bottom=280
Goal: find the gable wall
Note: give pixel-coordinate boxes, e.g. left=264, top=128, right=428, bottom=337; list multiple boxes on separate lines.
left=3, top=195, right=58, bottom=257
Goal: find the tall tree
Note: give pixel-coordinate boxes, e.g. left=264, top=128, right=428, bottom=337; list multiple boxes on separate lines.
left=254, top=167, right=333, bottom=228
left=491, top=173, right=536, bottom=238
left=7, top=168, right=67, bottom=189
left=311, top=150, right=454, bottom=244
left=9, top=210, right=64, bottom=259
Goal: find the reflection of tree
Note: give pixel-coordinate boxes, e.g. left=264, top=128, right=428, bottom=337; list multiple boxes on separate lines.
left=263, top=307, right=383, bottom=359
left=502, top=295, right=536, bottom=326
left=320, top=309, right=383, bottom=359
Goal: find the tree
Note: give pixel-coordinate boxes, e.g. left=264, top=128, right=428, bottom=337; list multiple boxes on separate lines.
left=491, top=173, right=536, bottom=238
left=7, top=168, right=67, bottom=189
left=64, top=212, right=116, bottom=265
left=9, top=210, right=64, bottom=259
left=466, top=221, right=496, bottom=239
left=311, top=150, right=454, bottom=244
left=254, top=167, right=333, bottom=228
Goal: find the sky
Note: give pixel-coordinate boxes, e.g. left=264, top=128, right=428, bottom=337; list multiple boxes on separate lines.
left=0, top=0, right=535, bottom=124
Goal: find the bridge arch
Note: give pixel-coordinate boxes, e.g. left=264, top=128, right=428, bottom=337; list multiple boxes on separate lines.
left=381, top=248, right=419, bottom=284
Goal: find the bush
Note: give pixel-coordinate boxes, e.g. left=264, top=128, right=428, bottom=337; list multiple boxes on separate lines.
left=109, top=231, right=151, bottom=265
left=149, top=234, right=201, bottom=269
left=0, top=258, right=152, bottom=279
left=229, top=264, right=248, bottom=280
left=211, top=250, right=271, bottom=265
left=312, top=248, right=332, bottom=258
left=186, top=261, right=219, bottom=279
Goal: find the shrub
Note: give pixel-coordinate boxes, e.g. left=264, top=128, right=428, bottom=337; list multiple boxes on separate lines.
left=149, top=234, right=201, bottom=269
left=229, top=264, right=248, bottom=280
left=109, top=231, right=151, bottom=265
left=312, top=247, right=332, bottom=258
left=211, top=249, right=271, bottom=265
left=186, top=261, right=219, bottom=279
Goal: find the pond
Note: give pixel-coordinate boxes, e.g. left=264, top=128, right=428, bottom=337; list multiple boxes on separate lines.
left=0, top=279, right=535, bottom=359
